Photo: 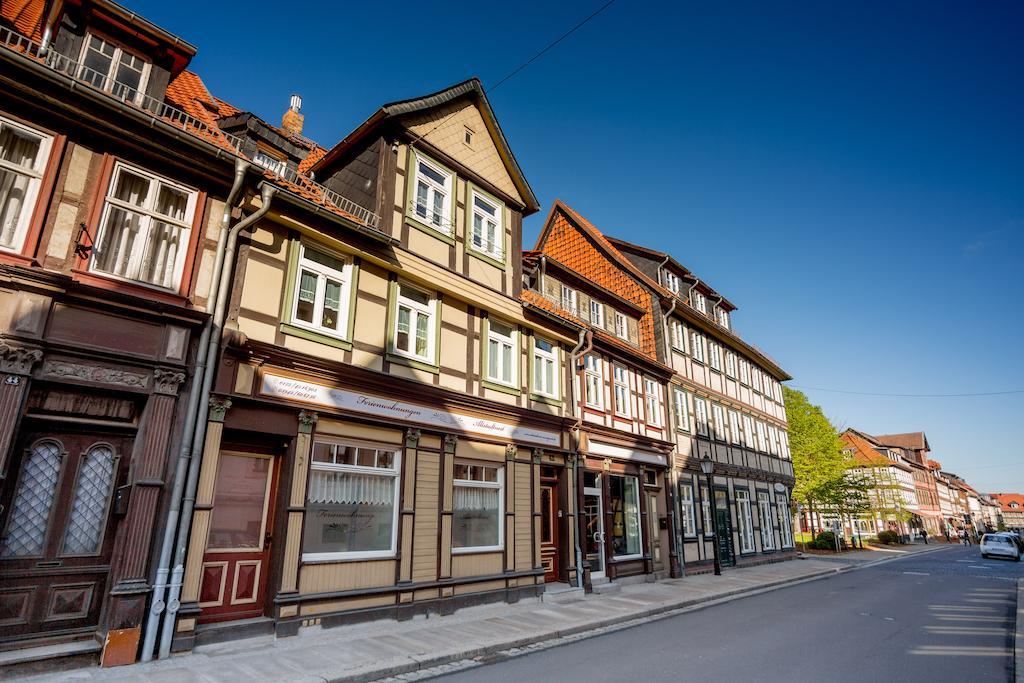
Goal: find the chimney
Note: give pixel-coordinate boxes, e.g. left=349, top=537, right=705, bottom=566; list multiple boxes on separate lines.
left=281, top=94, right=304, bottom=136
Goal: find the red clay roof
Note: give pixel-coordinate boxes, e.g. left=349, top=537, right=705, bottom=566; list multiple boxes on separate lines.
left=1, top=0, right=45, bottom=41
left=843, top=431, right=895, bottom=468
left=990, top=493, right=1024, bottom=513
left=521, top=289, right=585, bottom=328
left=873, top=432, right=929, bottom=452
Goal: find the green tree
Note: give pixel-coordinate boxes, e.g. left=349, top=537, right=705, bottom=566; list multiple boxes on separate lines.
left=783, top=387, right=847, bottom=535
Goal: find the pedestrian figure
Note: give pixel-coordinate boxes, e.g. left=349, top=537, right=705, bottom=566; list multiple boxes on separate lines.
left=921, top=528, right=928, bottom=545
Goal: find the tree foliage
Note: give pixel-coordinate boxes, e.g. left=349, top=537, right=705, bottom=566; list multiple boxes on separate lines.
left=783, top=387, right=848, bottom=513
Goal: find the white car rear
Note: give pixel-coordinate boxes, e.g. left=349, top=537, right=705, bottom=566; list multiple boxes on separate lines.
left=980, top=534, right=1021, bottom=561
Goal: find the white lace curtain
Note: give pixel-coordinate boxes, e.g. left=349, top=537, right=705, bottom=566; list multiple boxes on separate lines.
left=454, top=485, right=499, bottom=511
left=309, top=469, right=394, bottom=505
left=0, top=125, right=42, bottom=247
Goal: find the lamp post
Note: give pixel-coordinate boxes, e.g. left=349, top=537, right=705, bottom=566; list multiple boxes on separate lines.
left=700, top=455, right=722, bottom=576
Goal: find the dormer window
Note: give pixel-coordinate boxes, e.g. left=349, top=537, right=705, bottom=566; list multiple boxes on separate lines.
left=560, top=285, right=578, bottom=316
left=1012, top=503, right=1020, bottom=509
left=716, top=309, right=730, bottom=329
left=409, top=152, right=452, bottom=234
left=253, top=149, right=287, bottom=176
left=79, top=34, right=151, bottom=106
left=614, top=311, right=628, bottom=340
left=663, top=270, right=681, bottom=294
left=692, top=291, right=707, bottom=314
left=469, top=188, right=504, bottom=261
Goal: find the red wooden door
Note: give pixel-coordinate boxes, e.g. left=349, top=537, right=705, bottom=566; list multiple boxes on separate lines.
left=0, top=432, right=131, bottom=645
left=198, top=452, right=277, bottom=624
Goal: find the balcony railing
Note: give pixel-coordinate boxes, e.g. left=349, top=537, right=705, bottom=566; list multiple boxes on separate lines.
left=0, top=25, right=381, bottom=232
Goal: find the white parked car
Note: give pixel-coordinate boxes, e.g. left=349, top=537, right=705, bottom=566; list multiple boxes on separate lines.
left=980, top=534, right=1021, bottom=561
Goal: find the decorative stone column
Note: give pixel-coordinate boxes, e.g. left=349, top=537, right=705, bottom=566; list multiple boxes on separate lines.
left=279, top=410, right=317, bottom=608
left=0, top=342, right=42, bottom=481
left=505, top=443, right=517, bottom=574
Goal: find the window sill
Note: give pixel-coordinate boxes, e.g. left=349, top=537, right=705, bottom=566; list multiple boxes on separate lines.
left=71, top=269, right=190, bottom=306
left=452, top=546, right=503, bottom=555
left=482, top=379, right=521, bottom=396
left=610, top=554, right=643, bottom=562
left=530, top=393, right=562, bottom=407
left=302, top=551, right=397, bottom=563
left=280, top=322, right=353, bottom=351
left=387, top=352, right=440, bottom=375
left=466, top=246, right=506, bottom=269
left=406, top=215, right=456, bottom=244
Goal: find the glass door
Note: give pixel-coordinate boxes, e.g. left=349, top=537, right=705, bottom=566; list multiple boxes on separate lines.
left=583, top=475, right=605, bottom=579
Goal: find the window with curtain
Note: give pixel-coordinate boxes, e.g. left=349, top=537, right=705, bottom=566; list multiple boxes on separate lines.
left=91, top=163, right=197, bottom=290
left=608, top=474, right=642, bottom=557
left=486, top=319, right=516, bottom=386
left=532, top=337, right=558, bottom=399
left=392, top=282, right=436, bottom=362
left=291, top=243, right=352, bottom=338
left=0, top=116, right=52, bottom=252
left=302, top=442, right=399, bottom=560
left=453, top=463, right=503, bottom=551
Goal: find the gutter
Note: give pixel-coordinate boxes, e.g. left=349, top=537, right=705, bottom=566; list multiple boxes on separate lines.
left=569, top=328, right=592, bottom=590
left=155, top=183, right=277, bottom=659
left=139, top=157, right=250, bottom=662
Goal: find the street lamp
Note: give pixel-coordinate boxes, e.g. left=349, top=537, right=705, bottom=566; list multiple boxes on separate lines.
left=699, top=455, right=722, bottom=576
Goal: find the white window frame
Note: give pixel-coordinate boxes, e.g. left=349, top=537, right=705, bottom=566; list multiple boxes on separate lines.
left=614, top=311, right=628, bottom=340
left=290, top=243, right=354, bottom=340
left=725, top=352, right=737, bottom=378
left=692, top=291, right=707, bottom=314
left=90, top=161, right=198, bottom=291
left=691, top=331, right=705, bottom=363
left=590, top=300, right=605, bottom=328
left=701, top=486, right=714, bottom=537
left=0, top=115, right=53, bottom=253
left=756, top=421, right=768, bottom=453
left=679, top=481, right=697, bottom=537
left=612, top=364, right=631, bottom=418
left=694, top=397, right=709, bottom=437
left=302, top=440, right=401, bottom=561
left=252, top=149, right=287, bottom=176
left=560, top=285, right=578, bottom=316
left=777, top=493, right=794, bottom=548
left=78, top=33, right=152, bottom=106
left=717, top=309, right=730, bottom=329
left=728, top=409, right=741, bottom=445
left=485, top=318, right=518, bottom=388
left=752, top=367, right=764, bottom=394
left=410, top=152, right=453, bottom=234
left=531, top=336, right=559, bottom=399
left=673, top=388, right=690, bottom=432
left=735, top=489, right=755, bottom=553
left=391, top=281, right=437, bottom=363
left=739, top=358, right=751, bottom=385
left=758, top=491, right=776, bottom=550
left=644, top=378, right=661, bottom=427
left=709, top=341, right=722, bottom=371
left=711, top=403, right=726, bottom=441
left=469, top=187, right=504, bottom=261
left=670, top=319, right=687, bottom=353
left=452, top=463, right=505, bottom=553
left=664, top=270, right=681, bottom=293
left=584, top=354, right=603, bottom=409
left=742, top=415, right=755, bottom=449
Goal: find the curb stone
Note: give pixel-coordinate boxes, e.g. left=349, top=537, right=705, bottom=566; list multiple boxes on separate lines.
left=1016, top=578, right=1023, bottom=683
left=330, top=548, right=954, bottom=683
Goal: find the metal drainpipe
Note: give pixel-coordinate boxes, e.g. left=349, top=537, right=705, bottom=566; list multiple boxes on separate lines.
left=660, top=295, right=682, bottom=578
left=37, top=0, right=64, bottom=56
left=569, top=328, right=592, bottom=589
left=140, top=157, right=249, bottom=662
left=156, top=183, right=277, bottom=659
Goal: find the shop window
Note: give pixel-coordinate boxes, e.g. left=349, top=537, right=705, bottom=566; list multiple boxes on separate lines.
left=290, top=243, right=353, bottom=339
left=532, top=336, right=559, bottom=399
left=0, top=115, right=53, bottom=253
left=452, top=462, right=503, bottom=552
left=90, top=162, right=198, bottom=291
left=758, top=491, right=775, bottom=551
left=735, top=489, right=755, bottom=553
left=678, top=482, right=697, bottom=537
left=302, top=441, right=400, bottom=560
left=607, top=474, right=642, bottom=558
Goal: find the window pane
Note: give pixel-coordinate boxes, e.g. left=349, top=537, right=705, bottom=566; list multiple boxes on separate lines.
left=474, top=195, right=496, bottom=216
left=93, top=206, right=143, bottom=278
left=82, top=36, right=114, bottom=86
left=311, top=442, right=335, bottom=464
left=415, top=312, right=429, bottom=357
left=415, top=182, right=429, bottom=219
left=453, top=485, right=500, bottom=548
left=396, top=306, right=410, bottom=351
left=608, top=475, right=641, bottom=556
left=0, top=125, right=42, bottom=169
left=296, top=270, right=317, bottom=323
left=488, top=338, right=498, bottom=378
left=322, top=279, right=341, bottom=330
left=0, top=168, right=32, bottom=248
left=400, top=285, right=430, bottom=307
left=154, top=184, right=188, bottom=221
left=1, top=441, right=62, bottom=557
left=304, top=247, right=345, bottom=272
left=305, top=469, right=395, bottom=553
left=112, top=170, right=150, bottom=207
left=431, top=192, right=444, bottom=226
left=419, top=162, right=445, bottom=185
left=138, top=220, right=183, bottom=288
left=500, top=344, right=512, bottom=383
left=63, top=445, right=116, bottom=555
left=207, top=455, right=270, bottom=549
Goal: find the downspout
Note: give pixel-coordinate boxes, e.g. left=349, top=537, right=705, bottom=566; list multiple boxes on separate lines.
left=141, top=157, right=249, bottom=662
left=38, top=0, right=64, bottom=56
left=157, top=182, right=276, bottom=659
left=569, top=328, right=592, bottom=589
left=660, top=295, right=682, bottom=578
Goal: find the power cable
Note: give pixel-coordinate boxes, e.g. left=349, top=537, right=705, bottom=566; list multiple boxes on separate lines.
left=792, top=385, right=1024, bottom=398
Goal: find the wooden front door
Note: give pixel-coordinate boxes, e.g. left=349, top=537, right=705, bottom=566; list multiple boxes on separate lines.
left=539, top=477, right=561, bottom=582
left=0, top=432, right=131, bottom=646
left=198, top=452, right=277, bottom=624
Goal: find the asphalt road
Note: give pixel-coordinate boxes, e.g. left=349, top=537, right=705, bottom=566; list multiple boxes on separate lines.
left=436, top=545, right=1022, bottom=683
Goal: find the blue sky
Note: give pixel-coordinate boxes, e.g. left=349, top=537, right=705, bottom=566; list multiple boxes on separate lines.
left=138, top=1, right=1022, bottom=492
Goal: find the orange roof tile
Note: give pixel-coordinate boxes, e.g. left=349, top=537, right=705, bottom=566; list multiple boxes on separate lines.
left=1, top=0, right=45, bottom=42
left=990, top=493, right=1024, bottom=513
left=297, top=145, right=327, bottom=175
left=842, top=431, right=893, bottom=468
left=213, top=96, right=241, bottom=117
left=521, top=289, right=584, bottom=328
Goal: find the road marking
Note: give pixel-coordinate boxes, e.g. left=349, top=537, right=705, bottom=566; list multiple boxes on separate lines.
left=884, top=617, right=895, bottom=621
left=903, top=571, right=930, bottom=576
left=968, top=565, right=990, bottom=569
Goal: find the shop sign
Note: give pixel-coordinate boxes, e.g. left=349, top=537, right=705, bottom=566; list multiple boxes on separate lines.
left=260, top=374, right=560, bottom=448
left=587, top=440, right=667, bottom=466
